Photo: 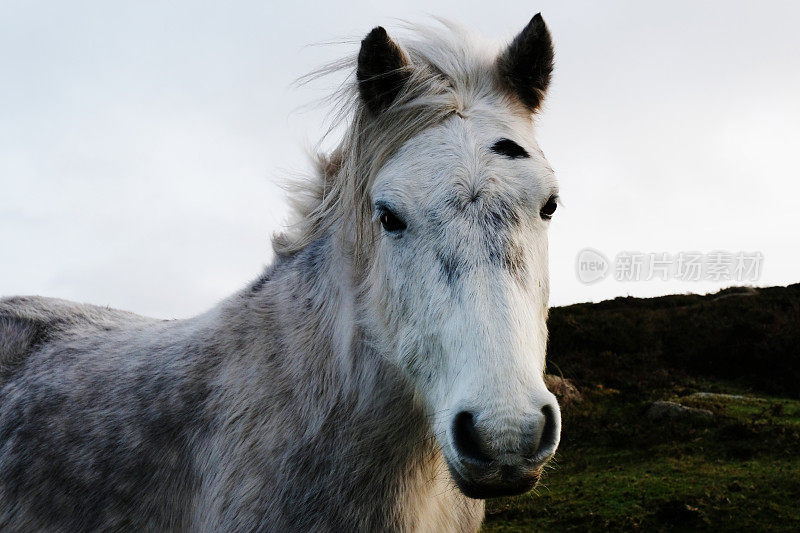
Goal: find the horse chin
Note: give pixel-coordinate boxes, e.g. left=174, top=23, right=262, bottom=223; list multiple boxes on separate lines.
left=446, top=462, right=542, bottom=500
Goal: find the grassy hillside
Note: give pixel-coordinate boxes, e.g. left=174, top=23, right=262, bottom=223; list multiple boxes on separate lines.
left=484, top=284, right=800, bottom=531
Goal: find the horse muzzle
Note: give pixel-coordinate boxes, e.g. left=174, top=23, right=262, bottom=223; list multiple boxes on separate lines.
left=446, top=402, right=560, bottom=499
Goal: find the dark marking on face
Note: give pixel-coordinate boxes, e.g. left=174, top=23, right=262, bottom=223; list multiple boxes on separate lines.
left=502, top=240, right=528, bottom=284
left=436, top=249, right=464, bottom=286
left=443, top=193, right=521, bottom=232
left=480, top=198, right=528, bottom=283
left=484, top=234, right=527, bottom=285
left=490, top=138, right=530, bottom=159
left=433, top=193, right=527, bottom=286
left=483, top=197, right=521, bottom=231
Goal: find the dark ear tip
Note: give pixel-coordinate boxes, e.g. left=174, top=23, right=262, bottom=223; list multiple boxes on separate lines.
left=530, top=13, right=548, bottom=32
left=363, top=26, right=389, bottom=44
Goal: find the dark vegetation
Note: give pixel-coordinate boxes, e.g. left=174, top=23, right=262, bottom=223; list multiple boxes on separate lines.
left=484, top=284, right=800, bottom=531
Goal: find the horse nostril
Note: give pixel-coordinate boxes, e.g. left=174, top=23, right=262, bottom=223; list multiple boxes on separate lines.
left=452, top=411, right=492, bottom=465
left=535, top=404, right=559, bottom=459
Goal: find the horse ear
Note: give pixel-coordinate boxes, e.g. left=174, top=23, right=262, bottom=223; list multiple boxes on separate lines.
left=357, top=27, right=410, bottom=115
left=497, top=13, right=554, bottom=112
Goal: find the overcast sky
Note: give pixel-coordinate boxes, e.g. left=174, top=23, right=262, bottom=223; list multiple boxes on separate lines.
left=2, top=0, right=798, bottom=318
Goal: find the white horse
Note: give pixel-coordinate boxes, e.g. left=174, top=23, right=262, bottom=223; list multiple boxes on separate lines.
left=0, top=13, right=560, bottom=531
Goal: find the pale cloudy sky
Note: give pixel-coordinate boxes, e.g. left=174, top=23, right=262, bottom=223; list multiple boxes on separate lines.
left=2, top=0, right=798, bottom=318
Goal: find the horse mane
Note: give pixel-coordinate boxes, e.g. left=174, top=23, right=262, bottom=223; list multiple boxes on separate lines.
left=271, top=20, right=507, bottom=258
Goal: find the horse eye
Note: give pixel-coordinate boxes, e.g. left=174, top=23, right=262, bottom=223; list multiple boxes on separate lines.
left=540, top=196, right=558, bottom=219
left=379, top=209, right=406, bottom=233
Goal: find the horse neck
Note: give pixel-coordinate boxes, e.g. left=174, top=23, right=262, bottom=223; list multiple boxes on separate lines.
left=230, top=228, right=428, bottom=444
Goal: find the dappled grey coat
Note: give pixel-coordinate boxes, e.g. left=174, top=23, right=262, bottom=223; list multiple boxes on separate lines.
left=0, top=12, right=560, bottom=532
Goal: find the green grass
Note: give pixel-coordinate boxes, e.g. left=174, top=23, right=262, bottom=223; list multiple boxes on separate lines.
left=485, top=453, right=800, bottom=531
left=481, top=286, right=800, bottom=530
left=483, top=389, right=800, bottom=531
left=678, top=394, right=800, bottom=428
